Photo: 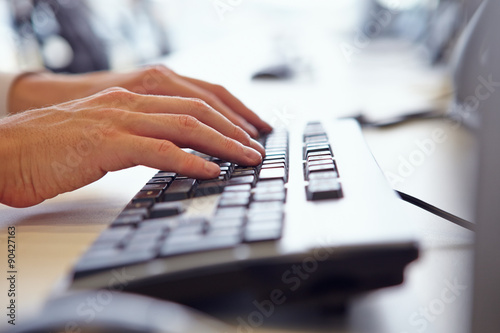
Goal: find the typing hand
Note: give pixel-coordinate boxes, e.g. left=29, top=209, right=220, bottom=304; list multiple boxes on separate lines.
left=0, top=88, right=264, bottom=208
left=8, top=66, right=273, bottom=138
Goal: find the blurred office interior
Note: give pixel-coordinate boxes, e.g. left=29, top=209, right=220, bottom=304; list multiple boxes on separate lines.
left=0, top=0, right=482, bottom=73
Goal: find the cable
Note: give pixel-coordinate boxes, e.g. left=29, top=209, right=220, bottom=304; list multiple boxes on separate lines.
left=396, top=190, right=476, bottom=232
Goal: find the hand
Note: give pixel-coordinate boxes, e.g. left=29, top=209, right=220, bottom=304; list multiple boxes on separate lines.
left=8, top=66, right=273, bottom=137
left=0, top=88, right=264, bottom=208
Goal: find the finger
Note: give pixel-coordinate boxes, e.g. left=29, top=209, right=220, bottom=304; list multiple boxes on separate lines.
left=110, top=135, right=221, bottom=179
left=156, top=75, right=260, bottom=137
left=179, top=75, right=273, bottom=134
left=122, top=113, right=263, bottom=166
left=119, top=94, right=265, bottom=157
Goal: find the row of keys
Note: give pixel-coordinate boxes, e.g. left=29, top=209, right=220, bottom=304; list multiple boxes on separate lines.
left=74, top=130, right=289, bottom=277
left=303, top=122, right=343, bottom=200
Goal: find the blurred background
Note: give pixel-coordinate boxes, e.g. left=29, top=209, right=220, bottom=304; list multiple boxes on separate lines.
left=0, top=0, right=485, bottom=129
left=0, top=0, right=482, bottom=72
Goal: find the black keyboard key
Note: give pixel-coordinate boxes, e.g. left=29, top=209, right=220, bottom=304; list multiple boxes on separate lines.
left=262, top=160, right=286, bottom=168
left=132, top=189, right=162, bottom=203
left=233, top=166, right=255, bottom=171
left=194, top=180, right=226, bottom=197
left=304, top=145, right=331, bottom=159
left=168, top=217, right=207, bottom=236
left=141, top=183, right=167, bottom=191
left=216, top=161, right=233, bottom=168
left=138, top=217, right=179, bottom=232
left=162, top=178, right=197, bottom=201
left=219, top=192, right=251, bottom=207
left=253, top=191, right=286, bottom=202
left=169, top=224, right=205, bottom=237
left=206, top=226, right=242, bottom=239
left=308, top=171, right=338, bottom=180
left=255, top=179, right=285, bottom=189
left=228, top=175, right=256, bottom=186
left=126, top=201, right=153, bottom=210
left=112, top=214, right=144, bottom=227
left=147, top=177, right=174, bottom=184
left=160, top=234, right=240, bottom=257
left=247, top=210, right=284, bottom=223
left=154, top=172, right=176, bottom=178
left=119, top=207, right=149, bottom=218
left=126, top=234, right=162, bottom=252
left=306, top=178, right=343, bottom=200
left=224, top=184, right=252, bottom=192
left=305, top=135, right=328, bottom=144
left=214, top=206, right=247, bottom=219
left=245, top=220, right=283, bottom=243
left=307, top=155, right=333, bottom=162
left=128, top=232, right=163, bottom=243
left=231, top=169, right=256, bottom=177
left=150, top=202, right=185, bottom=218
left=307, top=163, right=336, bottom=174
left=308, top=159, right=335, bottom=167
left=306, top=151, right=332, bottom=159
left=259, top=167, right=286, bottom=182
left=263, top=158, right=286, bottom=165
left=209, top=216, right=245, bottom=229
left=249, top=201, right=283, bottom=212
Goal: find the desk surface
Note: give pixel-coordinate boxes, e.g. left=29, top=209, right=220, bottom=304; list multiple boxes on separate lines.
left=0, top=31, right=477, bottom=332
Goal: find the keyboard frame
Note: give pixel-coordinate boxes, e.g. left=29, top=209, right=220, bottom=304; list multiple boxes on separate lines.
left=68, top=119, right=419, bottom=310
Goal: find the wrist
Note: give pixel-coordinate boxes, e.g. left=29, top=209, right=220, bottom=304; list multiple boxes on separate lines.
left=7, top=72, right=91, bottom=114
left=0, top=118, right=23, bottom=206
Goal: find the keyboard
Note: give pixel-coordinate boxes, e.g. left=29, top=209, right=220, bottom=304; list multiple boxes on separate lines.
left=69, top=119, right=419, bottom=313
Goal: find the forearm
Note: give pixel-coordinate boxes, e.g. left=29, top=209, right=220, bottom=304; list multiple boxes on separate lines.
left=7, top=72, right=94, bottom=114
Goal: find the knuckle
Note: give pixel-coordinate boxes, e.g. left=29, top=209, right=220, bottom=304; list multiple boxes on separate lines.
left=144, top=65, right=173, bottom=80
left=156, top=140, right=175, bottom=155
left=100, top=86, right=130, bottom=96
left=97, top=87, right=135, bottom=103
left=146, top=64, right=169, bottom=74
left=177, top=114, right=200, bottom=130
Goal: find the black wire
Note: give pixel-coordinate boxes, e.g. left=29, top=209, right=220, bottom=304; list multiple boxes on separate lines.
left=396, top=190, right=476, bottom=232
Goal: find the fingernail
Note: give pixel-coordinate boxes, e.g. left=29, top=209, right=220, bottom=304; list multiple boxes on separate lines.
left=244, top=147, right=262, bottom=164
left=204, top=162, right=220, bottom=177
left=250, top=139, right=266, bottom=157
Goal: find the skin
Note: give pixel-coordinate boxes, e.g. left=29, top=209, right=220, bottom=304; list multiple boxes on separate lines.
left=8, top=65, right=273, bottom=137
left=0, top=66, right=273, bottom=208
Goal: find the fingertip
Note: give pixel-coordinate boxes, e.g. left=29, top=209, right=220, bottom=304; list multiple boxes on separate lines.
left=260, top=124, right=273, bottom=134
left=257, top=119, right=273, bottom=134
left=250, top=139, right=266, bottom=157
left=244, top=147, right=263, bottom=165
left=204, top=161, right=220, bottom=177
